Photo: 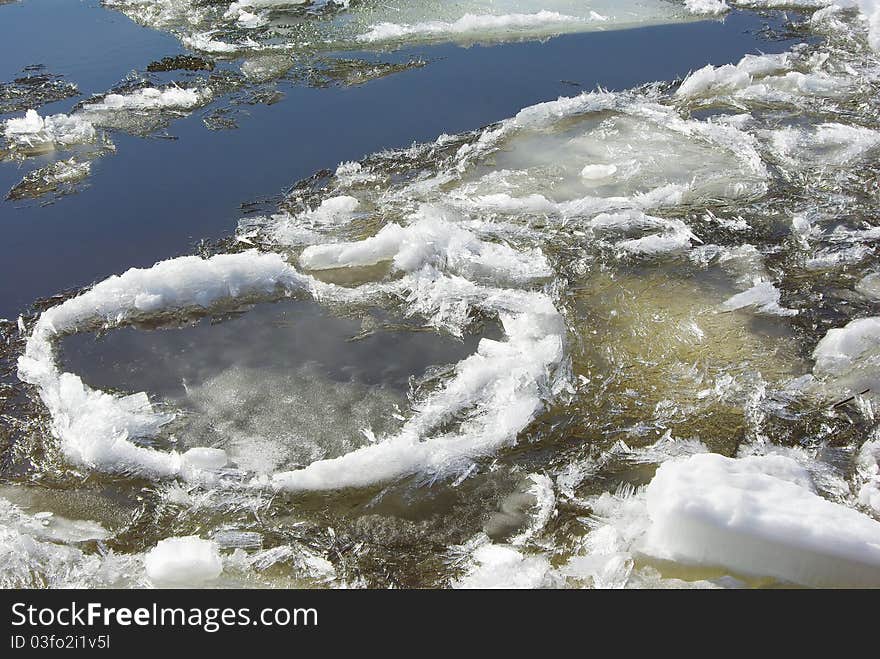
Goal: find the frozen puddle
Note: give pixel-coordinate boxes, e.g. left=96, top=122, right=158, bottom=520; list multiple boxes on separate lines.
left=59, top=298, right=490, bottom=475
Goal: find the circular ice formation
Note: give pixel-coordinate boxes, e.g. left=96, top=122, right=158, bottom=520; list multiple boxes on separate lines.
left=18, top=211, right=567, bottom=493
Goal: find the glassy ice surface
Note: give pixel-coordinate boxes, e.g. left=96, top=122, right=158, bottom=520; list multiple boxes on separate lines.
left=4, top=1, right=880, bottom=589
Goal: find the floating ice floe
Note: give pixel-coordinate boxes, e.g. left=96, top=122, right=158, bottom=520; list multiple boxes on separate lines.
left=18, top=252, right=311, bottom=479
left=3, top=109, right=96, bottom=153
left=2, top=83, right=214, bottom=200
left=3, top=85, right=211, bottom=155
left=256, top=88, right=769, bottom=263
left=640, top=453, right=880, bottom=587
left=356, top=10, right=589, bottom=44
left=79, top=85, right=210, bottom=114
left=6, top=158, right=91, bottom=201
left=676, top=50, right=855, bottom=104
left=106, top=0, right=704, bottom=58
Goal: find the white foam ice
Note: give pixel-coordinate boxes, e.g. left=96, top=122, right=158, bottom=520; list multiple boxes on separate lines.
left=685, top=0, right=731, bottom=14
left=302, top=195, right=360, bottom=225
left=675, top=49, right=856, bottom=106
left=676, top=52, right=793, bottom=97
left=182, top=31, right=254, bottom=53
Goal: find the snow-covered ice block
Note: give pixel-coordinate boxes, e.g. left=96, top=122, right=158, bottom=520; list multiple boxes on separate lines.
left=641, top=453, right=880, bottom=587
left=144, top=536, right=223, bottom=586
left=812, top=317, right=880, bottom=395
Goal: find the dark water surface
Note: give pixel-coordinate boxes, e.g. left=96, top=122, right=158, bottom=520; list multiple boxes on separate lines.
left=0, top=2, right=800, bottom=318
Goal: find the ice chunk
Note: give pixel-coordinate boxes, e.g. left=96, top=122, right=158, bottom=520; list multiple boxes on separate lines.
left=676, top=53, right=791, bottom=98
left=303, top=195, right=359, bottom=224
left=684, top=0, right=730, bottom=15
left=80, top=86, right=210, bottom=113
left=3, top=109, right=96, bottom=152
left=856, top=273, right=880, bottom=300
left=144, top=536, right=223, bottom=586
left=181, top=447, right=228, bottom=472
left=857, top=439, right=880, bottom=512
left=721, top=281, right=797, bottom=316
left=0, top=498, right=135, bottom=588
left=580, top=163, right=618, bottom=180
left=813, top=316, right=880, bottom=377
left=453, top=542, right=555, bottom=589
left=108, top=0, right=696, bottom=63
left=20, top=232, right=565, bottom=493
left=641, top=453, right=880, bottom=587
